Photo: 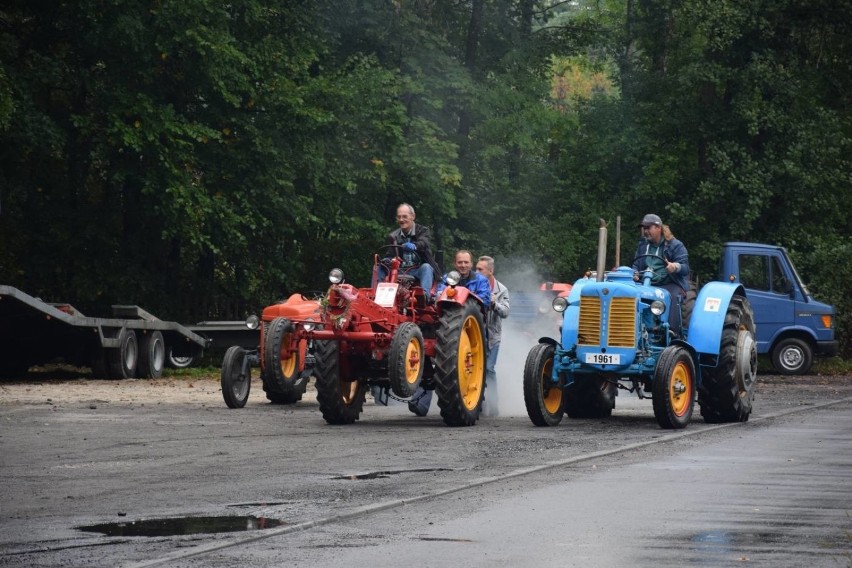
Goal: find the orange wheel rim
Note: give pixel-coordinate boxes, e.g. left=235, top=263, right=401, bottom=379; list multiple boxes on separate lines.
left=670, top=361, right=692, bottom=416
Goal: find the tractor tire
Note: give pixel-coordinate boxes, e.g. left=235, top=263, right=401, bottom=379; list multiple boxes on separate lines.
left=434, top=298, right=486, bottom=427
left=221, top=346, right=251, bottom=408
left=652, top=345, right=695, bottom=429
left=523, top=343, right=563, bottom=427
left=698, top=295, right=757, bottom=423
left=108, top=329, right=138, bottom=379
left=388, top=322, right=425, bottom=398
left=314, top=340, right=366, bottom=424
left=563, top=375, right=616, bottom=418
left=137, top=331, right=165, bottom=379
left=266, top=390, right=304, bottom=404
left=770, top=337, right=813, bottom=375
left=261, top=317, right=301, bottom=399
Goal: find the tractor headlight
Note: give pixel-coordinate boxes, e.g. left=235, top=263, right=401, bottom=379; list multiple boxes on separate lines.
left=328, top=268, right=345, bottom=284
left=303, top=318, right=316, bottom=332
left=445, top=270, right=461, bottom=286
left=650, top=300, right=666, bottom=316
left=245, top=315, right=260, bottom=330
left=552, top=296, right=569, bottom=313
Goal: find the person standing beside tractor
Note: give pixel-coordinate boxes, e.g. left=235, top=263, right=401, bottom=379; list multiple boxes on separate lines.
left=475, top=255, right=510, bottom=417
left=408, top=249, right=491, bottom=417
left=631, top=213, right=691, bottom=335
left=378, top=203, right=442, bottom=301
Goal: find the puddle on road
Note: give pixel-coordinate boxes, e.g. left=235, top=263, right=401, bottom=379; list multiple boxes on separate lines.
left=77, top=515, right=286, bottom=537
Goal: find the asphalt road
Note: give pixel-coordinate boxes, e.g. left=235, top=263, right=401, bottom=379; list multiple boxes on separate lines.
left=1, top=372, right=850, bottom=568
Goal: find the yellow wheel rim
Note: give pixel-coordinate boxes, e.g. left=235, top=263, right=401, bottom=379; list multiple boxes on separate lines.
left=540, top=358, right=560, bottom=414
left=278, top=332, right=297, bottom=379
left=404, top=338, right=422, bottom=386
left=670, top=360, right=693, bottom=417
left=341, top=379, right=359, bottom=405
left=457, top=315, right=485, bottom=411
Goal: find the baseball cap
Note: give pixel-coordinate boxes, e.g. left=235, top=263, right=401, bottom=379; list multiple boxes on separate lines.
left=639, top=213, right=662, bottom=227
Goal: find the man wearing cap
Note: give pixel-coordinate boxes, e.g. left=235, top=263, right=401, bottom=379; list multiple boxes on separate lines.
left=631, top=213, right=691, bottom=334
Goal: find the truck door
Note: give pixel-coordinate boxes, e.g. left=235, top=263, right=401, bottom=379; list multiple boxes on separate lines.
left=735, top=252, right=794, bottom=353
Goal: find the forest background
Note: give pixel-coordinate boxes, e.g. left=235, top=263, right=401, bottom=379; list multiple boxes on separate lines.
left=1, top=0, right=849, bottom=356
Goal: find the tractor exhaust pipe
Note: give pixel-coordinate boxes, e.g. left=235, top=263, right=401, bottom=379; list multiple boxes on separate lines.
left=596, top=218, right=607, bottom=282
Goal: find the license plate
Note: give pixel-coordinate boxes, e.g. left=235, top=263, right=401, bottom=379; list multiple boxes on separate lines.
left=585, top=353, right=620, bottom=365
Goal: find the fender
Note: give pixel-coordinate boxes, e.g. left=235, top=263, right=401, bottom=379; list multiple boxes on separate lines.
left=262, top=293, right=323, bottom=321
left=688, top=282, right=746, bottom=356
left=436, top=285, right=486, bottom=307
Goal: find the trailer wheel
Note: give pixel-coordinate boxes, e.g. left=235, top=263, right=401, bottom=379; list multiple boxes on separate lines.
left=699, top=295, right=757, bottom=423
left=523, top=343, right=562, bottom=426
left=314, top=340, right=366, bottom=424
left=137, top=331, right=165, bottom=379
left=221, top=346, right=251, bottom=408
left=108, top=329, right=138, bottom=379
left=652, top=346, right=695, bottom=429
left=564, top=375, right=616, bottom=418
left=166, top=346, right=194, bottom=368
left=388, top=322, right=424, bottom=398
left=262, top=318, right=301, bottom=391
left=434, top=298, right=486, bottom=427
left=770, top=337, right=812, bottom=375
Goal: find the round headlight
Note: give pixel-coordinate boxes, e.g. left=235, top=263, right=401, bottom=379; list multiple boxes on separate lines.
left=552, top=296, right=569, bottom=313
left=650, top=300, right=666, bottom=316
left=245, top=314, right=260, bottom=330
left=328, top=268, right=345, bottom=284
left=445, top=270, right=461, bottom=286
left=303, top=319, right=316, bottom=332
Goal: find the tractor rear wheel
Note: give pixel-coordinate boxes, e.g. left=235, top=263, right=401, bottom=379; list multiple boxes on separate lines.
left=221, top=346, right=251, bottom=408
left=314, top=340, right=366, bottom=424
left=434, top=298, right=486, bottom=427
left=388, top=322, right=424, bottom=398
left=698, top=295, right=757, bottom=423
left=652, top=345, right=695, bottom=429
left=523, top=343, right=562, bottom=426
left=564, top=375, right=616, bottom=418
left=261, top=318, right=302, bottom=402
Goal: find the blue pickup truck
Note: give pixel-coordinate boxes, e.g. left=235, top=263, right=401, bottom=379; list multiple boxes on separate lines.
left=719, top=242, right=838, bottom=374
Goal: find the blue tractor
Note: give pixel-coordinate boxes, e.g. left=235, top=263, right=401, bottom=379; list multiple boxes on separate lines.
left=523, top=220, right=758, bottom=429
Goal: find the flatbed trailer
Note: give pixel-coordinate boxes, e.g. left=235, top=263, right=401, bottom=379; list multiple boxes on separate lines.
left=0, top=285, right=208, bottom=379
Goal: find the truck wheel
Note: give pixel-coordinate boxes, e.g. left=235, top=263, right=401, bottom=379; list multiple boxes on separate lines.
left=770, top=338, right=812, bottom=375
left=652, top=346, right=695, bottom=429
left=699, top=295, right=757, bottom=423
left=262, top=317, right=301, bottom=393
left=108, top=329, right=138, bottom=379
left=564, top=375, right=616, bottom=418
left=314, top=340, right=366, bottom=424
left=434, top=298, right=486, bottom=427
left=221, top=346, right=251, bottom=408
left=389, top=322, right=424, bottom=398
left=137, top=331, right=165, bottom=379
left=523, top=343, right=563, bottom=426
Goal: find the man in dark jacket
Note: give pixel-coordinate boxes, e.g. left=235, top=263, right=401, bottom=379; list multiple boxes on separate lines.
left=631, top=213, right=691, bottom=334
left=378, top=203, right=441, bottom=299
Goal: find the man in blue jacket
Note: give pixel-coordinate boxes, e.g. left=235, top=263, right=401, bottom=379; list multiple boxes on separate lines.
left=631, top=213, right=691, bottom=334
left=408, top=249, right=491, bottom=416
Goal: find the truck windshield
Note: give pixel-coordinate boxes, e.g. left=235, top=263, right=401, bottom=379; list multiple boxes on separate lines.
left=783, top=249, right=811, bottom=297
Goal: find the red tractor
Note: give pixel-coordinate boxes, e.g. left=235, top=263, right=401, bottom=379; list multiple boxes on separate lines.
left=221, top=248, right=490, bottom=426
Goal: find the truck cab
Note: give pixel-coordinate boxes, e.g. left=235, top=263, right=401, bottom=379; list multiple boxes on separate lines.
left=719, top=242, right=838, bottom=374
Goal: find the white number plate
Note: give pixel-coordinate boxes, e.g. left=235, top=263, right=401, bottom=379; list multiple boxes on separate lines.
left=585, top=353, right=620, bottom=365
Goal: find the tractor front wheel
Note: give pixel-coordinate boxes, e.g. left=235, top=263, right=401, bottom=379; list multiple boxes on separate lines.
left=314, top=341, right=366, bottom=424
left=698, top=295, right=757, bottom=423
left=434, top=298, right=486, bottom=427
left=523, top=343, right=562, bottom=426
left=388, top=322, right=425, bottom=398
left=652, top=345, right=695, bottom=429
left=221, top=346, right=251, bottom=408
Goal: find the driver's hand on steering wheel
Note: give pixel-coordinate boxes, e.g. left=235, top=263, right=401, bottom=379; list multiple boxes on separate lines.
left=403, top=242, right=416, bottom=251
left=665, top=260, right=681, bottom=274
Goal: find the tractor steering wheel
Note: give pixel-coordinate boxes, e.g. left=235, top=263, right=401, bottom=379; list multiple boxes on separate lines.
left=378, top=244, right=423, bottom=268
left=632, top=253, right=669, bottom=284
